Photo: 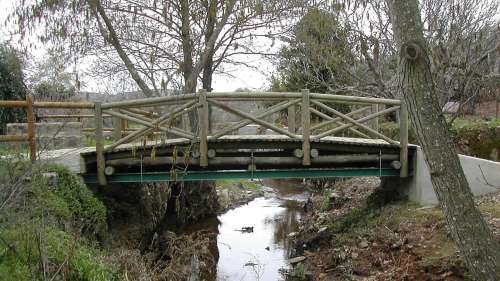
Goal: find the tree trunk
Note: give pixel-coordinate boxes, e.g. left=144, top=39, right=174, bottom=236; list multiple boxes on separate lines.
left=180, top=0, right=198, bottom=132
left=202, top=0, right=217, bottom=132
left=386, top=1, right=500, bottom=280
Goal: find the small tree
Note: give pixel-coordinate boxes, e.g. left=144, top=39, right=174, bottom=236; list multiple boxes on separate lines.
left=274, top=8, right=354, bottom=93
left=0, top=44, right=26, bottom=134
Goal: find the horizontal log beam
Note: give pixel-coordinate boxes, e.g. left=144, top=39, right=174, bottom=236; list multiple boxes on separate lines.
left=101, top=94, right=197, bottom=109
left=34, top=101, right=94, bottom=109
left=40, top=114, right=112, bottom=119
left=106, top=154, right=400, bottom=166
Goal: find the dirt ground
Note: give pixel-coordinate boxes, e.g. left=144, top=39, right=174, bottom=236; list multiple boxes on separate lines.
left=291, top=177, right=500, bottom=281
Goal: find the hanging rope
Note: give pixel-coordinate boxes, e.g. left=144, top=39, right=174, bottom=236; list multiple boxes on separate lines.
left=379, top=149, right=382, bottom=177
left=140, top=153, right=144, bottom=183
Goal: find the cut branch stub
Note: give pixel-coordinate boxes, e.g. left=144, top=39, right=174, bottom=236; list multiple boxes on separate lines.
left=402, top=42, right=421, bottom=61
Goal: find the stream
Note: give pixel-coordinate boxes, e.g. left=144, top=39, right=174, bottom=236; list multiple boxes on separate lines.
left=215, top=180, right=308, bottom=281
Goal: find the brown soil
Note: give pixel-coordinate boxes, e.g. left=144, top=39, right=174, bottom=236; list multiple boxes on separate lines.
left=292, top=178, right=500, bottom=281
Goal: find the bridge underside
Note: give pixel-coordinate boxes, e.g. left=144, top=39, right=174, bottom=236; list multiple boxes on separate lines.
left=80, top=135, right=416, bottom=183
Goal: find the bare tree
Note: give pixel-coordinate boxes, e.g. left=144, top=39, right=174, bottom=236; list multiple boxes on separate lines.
left=13, top=0, right=308, bottom=97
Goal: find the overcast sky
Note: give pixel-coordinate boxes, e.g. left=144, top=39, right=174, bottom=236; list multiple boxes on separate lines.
left=0, top=0, right=273, bottom=93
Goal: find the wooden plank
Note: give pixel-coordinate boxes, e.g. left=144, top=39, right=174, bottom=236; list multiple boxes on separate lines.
left=199, top=89, right=209, bottom=167
left=101, top=94, right=197, bottom=109
left=208, top=99, right=300, bottom=139
left=94, top=102, right=107, bottom=186
left=302, top=89, right=311, bottom=166
left=399, top=102, right=409, bottom=177
left=26, top=95, right=36, bottom=162
left=34, top=101, right=94, bottom=109
left=0, top=100, right=27, bottom=108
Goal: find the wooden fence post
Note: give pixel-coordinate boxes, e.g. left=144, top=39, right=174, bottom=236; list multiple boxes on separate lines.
left=95, top=102, right=107, bottom=185
left=26, top=95, right=36, bottom=163
left=301, top=89, right=311, bottom=166
left=399, top=102, right=409, bottom=177
left=288, top=104, right=296, bottom=133
left=199, top=89, right=209, bottom=167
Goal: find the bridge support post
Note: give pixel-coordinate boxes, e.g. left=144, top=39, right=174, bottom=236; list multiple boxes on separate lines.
left=399, top=102, right=409, bottom=177
left=95, top=102, right=107, bottom=185
left=198, top=89, right=209, bottom=167
left=301, top=89, right=311, bottom=166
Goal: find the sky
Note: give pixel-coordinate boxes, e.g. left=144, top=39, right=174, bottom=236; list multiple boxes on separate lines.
left=0, top=0, right=273, bottom=93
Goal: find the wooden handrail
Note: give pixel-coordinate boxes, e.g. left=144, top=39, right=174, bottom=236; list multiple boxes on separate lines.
left=0, top=91, right=408, bottom=183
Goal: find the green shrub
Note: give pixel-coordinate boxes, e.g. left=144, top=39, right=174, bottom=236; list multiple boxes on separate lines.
left=0, top=164, right=117, bottom=280
left=32, top=165, right=107, bottom=237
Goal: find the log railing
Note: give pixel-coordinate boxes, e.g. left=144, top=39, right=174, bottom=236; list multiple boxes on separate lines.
left=0, top=90, right=408, bottom=185
left=0, top=96, right=94, bottom=162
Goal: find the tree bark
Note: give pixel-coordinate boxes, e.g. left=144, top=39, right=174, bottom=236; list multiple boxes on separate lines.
left=386, top=1, right=500, bottom=280
left=202, top=0, right=217, bottom=132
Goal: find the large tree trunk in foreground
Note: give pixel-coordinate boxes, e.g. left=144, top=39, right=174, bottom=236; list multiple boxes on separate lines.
left=386, top=1, right=500, bottom=280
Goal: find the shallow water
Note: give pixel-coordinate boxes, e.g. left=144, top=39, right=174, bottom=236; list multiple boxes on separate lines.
left=216, top=180, right=308, bottom=281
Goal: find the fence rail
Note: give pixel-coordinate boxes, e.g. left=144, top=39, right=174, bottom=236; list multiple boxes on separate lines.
left=0, top=90, right=408, bottom=184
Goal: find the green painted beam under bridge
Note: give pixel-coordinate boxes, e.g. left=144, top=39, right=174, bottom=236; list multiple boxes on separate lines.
left=82, top=168, right=401, bottom=184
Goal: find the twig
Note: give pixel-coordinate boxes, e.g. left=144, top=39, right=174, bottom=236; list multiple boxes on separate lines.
left=478, top=164, right=499, bottom=189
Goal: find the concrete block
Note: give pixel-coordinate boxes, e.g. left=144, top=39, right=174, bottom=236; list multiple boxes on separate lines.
left=398, top=147, right=500, bottom=205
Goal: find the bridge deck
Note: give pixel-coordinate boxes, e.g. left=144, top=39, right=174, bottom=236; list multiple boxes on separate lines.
left=40, top=135, right=415, bottom=183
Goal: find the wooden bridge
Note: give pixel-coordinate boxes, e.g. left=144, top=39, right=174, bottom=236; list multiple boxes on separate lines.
left=0, top=90, right=414, bottom=185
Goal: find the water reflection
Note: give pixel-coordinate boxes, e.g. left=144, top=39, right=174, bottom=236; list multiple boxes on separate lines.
left=216, top=180, right=307, bottom=281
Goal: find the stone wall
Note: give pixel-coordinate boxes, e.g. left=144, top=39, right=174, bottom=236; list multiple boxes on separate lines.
left=7, top=122, right=85, bottom=150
